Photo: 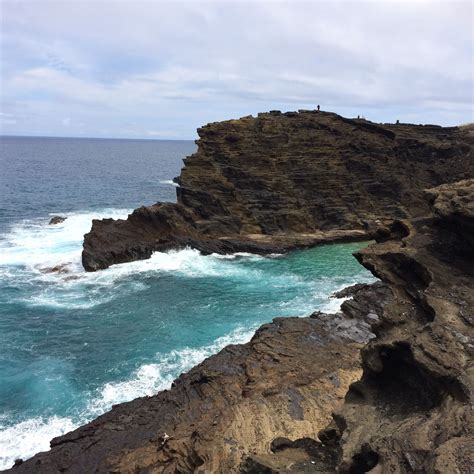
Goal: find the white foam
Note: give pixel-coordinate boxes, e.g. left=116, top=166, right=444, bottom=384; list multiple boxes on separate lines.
left=101, top=248, right=264, bottom=279
left=0, top=208, right=281, bottom=309
left=87, top=325, right=256, bottom=416
left=318, top=276, right=377, bottom=314
left=210, top=251, right=266, bottom=260
left=0, top=208, right=137, bottom=308
left=0, top=208, right=131, bottom=270
left=159, top=179, right=179, bottom=187
left=0, top=416, right=77, bottom=470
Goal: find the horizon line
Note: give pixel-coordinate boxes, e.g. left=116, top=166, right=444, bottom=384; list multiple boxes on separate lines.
left=0, top=134, right=197, bottom=142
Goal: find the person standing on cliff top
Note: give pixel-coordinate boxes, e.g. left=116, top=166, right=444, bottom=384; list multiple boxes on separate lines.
left=317, top=105, right=320, bottom=111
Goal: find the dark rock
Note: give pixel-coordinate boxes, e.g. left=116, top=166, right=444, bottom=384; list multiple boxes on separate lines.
left=331, top=179, right=474, bottom=472
left=332, top=283, right=369, bottom=299
left=48, top=216, right=66, bottom=225
left=7, top=112, right=473, bottom=473
left=243, top=437, right=339, bottom=473
left=270, top=437, right=293, bottom=452
left=39, top=263, right=71, bottom=274
left=238, top=180, right=474, bottom=473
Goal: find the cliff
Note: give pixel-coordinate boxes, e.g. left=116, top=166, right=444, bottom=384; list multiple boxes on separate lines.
left=330, top=179, right=474, bottom=473
left=9, top=180, right=474, bottom=472
left=245, top=179, right=474, bottom=473
left=82, top=111, right=473, bottom=270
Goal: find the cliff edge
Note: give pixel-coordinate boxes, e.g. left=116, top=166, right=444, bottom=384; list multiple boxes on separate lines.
left=247, top=178, right=474, bottom=473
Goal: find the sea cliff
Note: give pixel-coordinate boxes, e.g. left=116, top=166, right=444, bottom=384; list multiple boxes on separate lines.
left=82, top=111, right=473, bottom=271
left=7, top=113, right=473, bottom=473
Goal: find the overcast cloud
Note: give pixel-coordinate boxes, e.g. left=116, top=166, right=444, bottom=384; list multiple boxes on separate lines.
left=0, top=0, right=472, bottom=138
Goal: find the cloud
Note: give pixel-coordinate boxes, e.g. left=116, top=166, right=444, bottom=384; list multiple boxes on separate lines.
left=1, top=1, right=472, bottom=138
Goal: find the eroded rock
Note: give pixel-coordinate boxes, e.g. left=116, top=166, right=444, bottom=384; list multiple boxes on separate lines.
left=327, top=180, right=474, bottom=473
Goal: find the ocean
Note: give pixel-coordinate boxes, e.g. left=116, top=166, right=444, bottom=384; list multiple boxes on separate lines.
left=0, top=136, right=375, bottom=469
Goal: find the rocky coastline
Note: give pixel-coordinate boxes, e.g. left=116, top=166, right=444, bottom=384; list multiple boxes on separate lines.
left=82, top=111, right=472, bottom=271
left=7, top=113, right=473, bottom=473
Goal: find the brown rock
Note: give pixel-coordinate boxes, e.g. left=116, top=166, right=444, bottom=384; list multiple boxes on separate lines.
left=328, top=180, right=474, bottom=473
left=39, top=263, right=71, bottom=274
left=8, top=114, right=472, bottom=473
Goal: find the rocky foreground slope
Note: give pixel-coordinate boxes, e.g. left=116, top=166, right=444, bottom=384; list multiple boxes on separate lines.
left=7, top=282, right=388, bottom=473
left=9, top=180, right=473, bottom=473
left=82, top=111, right=473, bottom=271
left=248, top=179, right=474, bottom=473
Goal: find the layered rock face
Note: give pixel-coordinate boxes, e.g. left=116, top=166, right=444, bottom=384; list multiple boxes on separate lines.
left=82, top=111, right=473, bottom=270
left=331, top=179, right=474, bottom=473
left=8, top=114, right=472, bottom=473
left=249, top=180, right=474, bottom=473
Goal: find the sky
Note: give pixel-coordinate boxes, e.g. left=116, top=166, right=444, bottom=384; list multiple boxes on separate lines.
left=0, top=0, right=472, bottom=139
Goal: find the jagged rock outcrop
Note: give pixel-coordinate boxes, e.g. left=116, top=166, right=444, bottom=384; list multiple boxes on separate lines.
left=48, top=216, right=66, bottom=225
left=9, top=181, right=473, bottom=474
left=331, top=179, right=474, bottom=473
left=82, top=111, right=473, bottom=270
left=6, top=284, right=389, bottom=473
left=250, top=180, right=473, bottom=473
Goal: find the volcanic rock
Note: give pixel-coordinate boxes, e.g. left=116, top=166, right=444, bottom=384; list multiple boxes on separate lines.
left=329, top=180, right=474, bottom=473
left=7, top=113, right=472, bottom=473
left=39, top=263, right=71, bottom=274
left=6, top=282, right=389, bottom=473
left=235, top=180, right=474, bottom=473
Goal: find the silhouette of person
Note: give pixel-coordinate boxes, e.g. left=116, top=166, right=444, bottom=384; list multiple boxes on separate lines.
left=317, top=105, right=320, bottom=111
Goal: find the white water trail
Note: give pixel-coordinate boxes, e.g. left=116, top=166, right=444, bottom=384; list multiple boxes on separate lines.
left=0, top=208, right=131, bottom=271
left=0, top=208, right=375, bottom=469
left=0, top=209, right=279, bottom=309
left=0, top=416, right=76, bottom=470
left=87, top=325, right=256, bottom=416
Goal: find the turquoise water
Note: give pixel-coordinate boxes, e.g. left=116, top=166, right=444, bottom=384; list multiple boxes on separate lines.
left=0, top=137, right=375, bottom=468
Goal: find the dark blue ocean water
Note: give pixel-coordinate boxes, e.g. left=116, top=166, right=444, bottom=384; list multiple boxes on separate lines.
left=0, top=136, right=375, bottom=469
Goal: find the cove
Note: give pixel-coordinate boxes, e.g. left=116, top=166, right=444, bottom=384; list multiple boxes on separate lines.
left=0, top=211, right=375, bottom=468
